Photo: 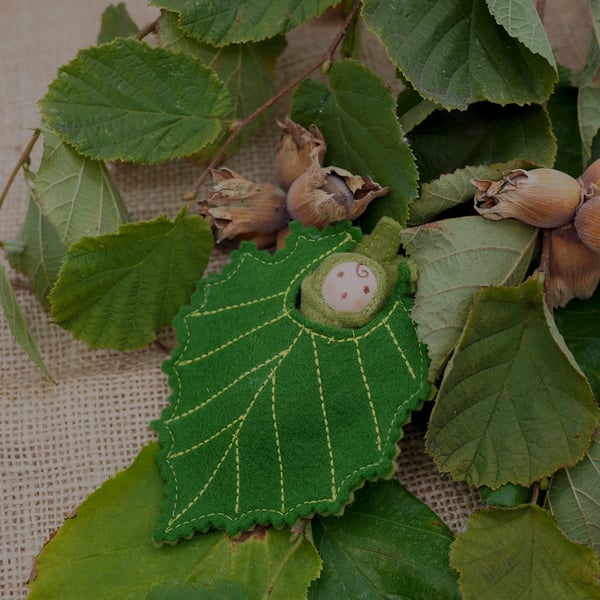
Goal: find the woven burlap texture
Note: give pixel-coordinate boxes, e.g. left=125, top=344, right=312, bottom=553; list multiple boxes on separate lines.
left=0, top=2, right=487, bottom=598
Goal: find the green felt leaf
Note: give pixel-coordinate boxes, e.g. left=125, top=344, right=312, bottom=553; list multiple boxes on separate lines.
left=291, top=60, right=418, bottom=228
left=149, top=0, right=337, bottom=46
left=407, top=102, right=556, bottom=182
left=26, top=444, right=321, bottom=600
left=546, top=430, right=600, bottom=556
left=0, top=261, right=53, bottom=381
left=485, top=0, right=556, bottom=69
left=309, top=479, right=460, bottom=600
left=97, top=2, right=139, bottom=44
left=409, top=159, right=533, bottom=226
left=554, top=288, right=600, bottom=400
left=6, top=191, right=67, bottom=308
left=154, top=221, right=430, bottom=541
left=50, top=209, right=214, bottom=350
left=35, top=129, right=128, bottom=246
left=400, top=216, right=537, bottom=378
left=450, top=506, right=600, bottom=600
left=40, top=38, right=231, bottom=163
left=426, top=276, right=600, bottom=489
left=361, top=0, right=557, bottom=110
left=158, top=10, right=285, bottom=162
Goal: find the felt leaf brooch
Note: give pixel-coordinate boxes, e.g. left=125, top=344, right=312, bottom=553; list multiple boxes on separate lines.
left=153, top=219, right=430, bottom=542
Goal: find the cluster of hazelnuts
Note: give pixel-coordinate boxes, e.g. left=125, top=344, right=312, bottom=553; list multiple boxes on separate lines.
left=198, top=117, right=388, bottom=250
left=472, top=162, right=600, bottom=308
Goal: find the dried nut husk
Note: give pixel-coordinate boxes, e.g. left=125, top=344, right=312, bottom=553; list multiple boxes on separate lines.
left=578, top=158, right=600, bottom=194
left=548, top=224, right=600, bottom=307
left=286, top=153, right=388, bottom=228
left=574, top=195, right=600, bottom=253
left=201, top=167, right=289, bottom=243
left=472, top=168, right=583, bottom=228
left=274, top=116, right=326, bottom=189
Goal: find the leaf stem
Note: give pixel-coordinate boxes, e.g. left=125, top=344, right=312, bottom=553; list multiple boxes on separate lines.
left=0, top=129, right=41, bottom=212
left=136, top=17, right=160, bottom=41
left=186, top=0, right=364, bottom=199
left=539, top=229, right=553, bottom=314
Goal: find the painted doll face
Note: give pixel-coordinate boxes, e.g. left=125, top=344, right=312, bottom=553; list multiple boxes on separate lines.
left=321, top=261, right=378, bottom=313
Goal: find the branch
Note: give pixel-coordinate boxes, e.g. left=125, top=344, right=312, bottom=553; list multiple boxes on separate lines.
left=185, top=0, right=363, bottom=200
left=0, top=129, right=41, bottom=212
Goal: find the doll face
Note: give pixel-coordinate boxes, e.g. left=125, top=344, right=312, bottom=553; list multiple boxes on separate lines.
left=321, top=261, right=378, bottom=313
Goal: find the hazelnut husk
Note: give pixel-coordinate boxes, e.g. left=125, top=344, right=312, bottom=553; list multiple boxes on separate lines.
left=286, top=152, right=388, bottom=228
left=274, top=117, right=326, bottom=190
left=574, top=194, right=600, bottom=254
left=472, top=168, right=583, bottom=228
left=201, top=167, right=289, bottom=243
left=548, top=223, right=600, bottom=307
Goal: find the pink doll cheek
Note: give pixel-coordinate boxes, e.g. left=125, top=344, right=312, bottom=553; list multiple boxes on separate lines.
left=321, top=262, right=378, bottom=313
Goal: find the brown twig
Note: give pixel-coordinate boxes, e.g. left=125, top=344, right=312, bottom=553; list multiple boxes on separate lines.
left=136, top=17, right=160, bottom=41
left=186, top=0, right=364, bottom=199
left=0, top=129, right=41, bottom=212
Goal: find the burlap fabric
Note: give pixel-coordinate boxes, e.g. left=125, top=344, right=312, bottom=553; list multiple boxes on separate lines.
left=0, top=2, right=488, bottom=598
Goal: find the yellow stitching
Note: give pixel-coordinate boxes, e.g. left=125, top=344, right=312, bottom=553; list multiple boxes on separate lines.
left=235, top=436, right=241, bottom=514
left=384, top=321, right=417, bottom=380
left=188, top=291, right=286, bottom=318
left=310, top=332, right=336, bottom=496
left=176, top=312, right=288, bottom=367
left=353, top=333, right=382, bottom=452
left=271, top=369, right=285, bottom=512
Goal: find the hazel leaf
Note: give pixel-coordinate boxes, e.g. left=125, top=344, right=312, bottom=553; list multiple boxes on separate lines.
left=362, top=0, right=557, bottom=110
left=97, top=2, right=139, bottom=44
left=158, top=10, right=285, bottom=162
left=400, top=216, right=537, bottom=379
left=40, top=38, right=231, bottom=163
left=35, top=128, right=129, bottom=246
left=149, top=0, right=337, bottom=46
left=291, top=59, right=419, bottom=228
left=309, top=480, right=460, bottom=600
left=26, top=444, right=321, bottom=600
left=153, top=221, right=430, bottom=541
left=0, top=261, right=53, bottom=381
left=409, top=159, right=533, bottom=226
left=554, top=288, right=600, bottom=400
left=407, top=102, right=556, bottom=183
left=426, top=276, right=600, bottom=489
left=6, top=191, right=67, bottom=309
left=49, top=208, right=214, bottom=350
left=450, top=506, right=600, bottom=600
left=546, top=430, right=600, bottom=556
left=579, top=33, right=600, bottom=166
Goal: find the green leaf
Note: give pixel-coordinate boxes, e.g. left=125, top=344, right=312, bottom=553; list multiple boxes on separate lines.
left=480, top=483, right=531, bottom=508
left=149, top=0, right=337, bottom=46
left=546, top=429, right=600, bottom=556
left=291, top=59, right=419, bottom=228
left=153, top=221, right=430, bottom=541
left=6, top=192, right=67, bottom=308
left=407, top=102, right=556, bottom=182
left=554, top=288, right=600, bottom=400
left=579, top=35, right=600, bottom=166
left=409, top=159, right=533, bottom=226
left=49, top=208, right=214, bottom=350
left=26, top=444, right=321, bottom=600
left=485, top=0, right=556, bottom=69
left=158, top=10, right=285, bottom=162
left=426, top=276, right=600, bottom=489
left=35, top=129, right=129, bottom=246
left=400, top=216, right=537, bottom=378
left=0, top=261, right=53, bottom=380
left=147, top=582, right=248, bottom=600
left=40, top=38, right=231, bottom=163
left=396, top=87, right=439, bottom=134
left=361, top=0, right=557, bottom=110
left=97, top=2, right=139, bottom=44
left=548, top=84, right=583, bottom=177
left=450, top=505, right=600, bottom=600
left=309, top=479, right=460, bottom=600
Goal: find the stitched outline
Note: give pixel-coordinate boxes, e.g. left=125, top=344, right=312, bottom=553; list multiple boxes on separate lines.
left=353, top=332, right=383, bottom=453
left=310, top=332, right=336, bottom=497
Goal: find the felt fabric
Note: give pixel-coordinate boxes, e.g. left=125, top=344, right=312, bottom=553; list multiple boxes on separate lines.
left=154, top=221, right=431, bottom=541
